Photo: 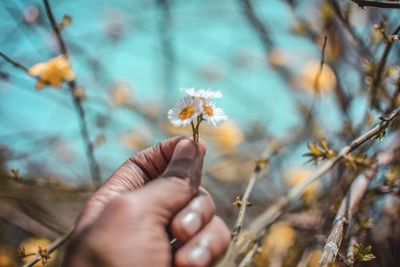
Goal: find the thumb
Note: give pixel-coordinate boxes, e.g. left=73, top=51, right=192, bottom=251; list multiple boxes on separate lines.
left=132, top=139, right=205, bottom=222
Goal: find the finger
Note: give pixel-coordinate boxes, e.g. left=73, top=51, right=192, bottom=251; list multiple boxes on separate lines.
left=129, top=139, right=206, bottom=224
left=161, top=139, right=204, bottom=189
left=175, top=216, right=231, bottom=267
left=170, top=188, right=215, bottom=242
left=75, top=137, right=206, bottom=233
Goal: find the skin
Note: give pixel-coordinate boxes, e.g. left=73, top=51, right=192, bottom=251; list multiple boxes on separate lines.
left=63, top=137, right=231, bottom=267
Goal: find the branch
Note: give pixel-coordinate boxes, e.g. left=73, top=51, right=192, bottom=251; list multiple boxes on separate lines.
left=22, top=227, right=74, bottom=267
left=0, top=202, right=58, bottom=240
left=237, top=237, right=261, bottom=267
left=238, top=0, right=292, bottom=80
left=240, top=0, right=273, bottom=49
left=314, top=35, right=328, bottom=95
left=346, top=236, right=357, bottom=266
left=318, top=169, right=375, bottom=267
left=217, top=134, right=306, bottom=266
left=42, top=0, right=102, bottom=187
left=42, top=0, right=67, bottom=54
left=224, top=107, right=400, bottom=263
left=371, top=25, right=400, bottom=109
left=387, top=73, right=400, bottom=113
left=157, top=0, right=176, bottom=95
left=220, top=140, right=282, bottom=266
left=329, top=0, right=372, bottom=58
left=350, top=0, right=400, bottom=9
left=231, top=141, right=284, bottom=238
left=0, top=52, right=29, bottom=72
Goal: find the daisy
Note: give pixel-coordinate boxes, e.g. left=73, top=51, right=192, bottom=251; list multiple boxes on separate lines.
left=201, top=100, right=227, bottom=127
left=168, top=96, right=201, bottom=127
left=180, top=87, right=222, bottom=100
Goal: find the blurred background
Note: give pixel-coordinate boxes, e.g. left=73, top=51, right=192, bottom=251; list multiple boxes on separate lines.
left=0, top=0, right=399, bottom=266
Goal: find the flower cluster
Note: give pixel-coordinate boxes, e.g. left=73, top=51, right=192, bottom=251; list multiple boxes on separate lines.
left=28, top=55, right=75, bottom=89
left=168, top=88, right=227, bottom=141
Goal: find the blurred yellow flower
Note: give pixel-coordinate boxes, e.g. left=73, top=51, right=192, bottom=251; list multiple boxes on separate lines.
left=264, top=222, right=296, bottom=249
left=292, top=20, right=307, bottom=35
left=51, top=138, right=75, bottom=163
left=0, top=246, right=16, bottom=267
left=107, top=80, right=135, bottom=106
left=119, top=126, right=153, bottom=151
left=308, top=249, right=323, bottom=267
left=292, top=60, right=337, bottom=94
left=283, top=167, right=320, bottom=203
left=202, top=120, right=244, bottom=151
left=268, top=49, right=287, bottom=68
left=208, top=158, right=254, bottom=182
left=163, top=122, right=192, bottom=136
left=164, top=119, right=243, bottom=151
left=319, top=3, right=334, bottom=22
left=252, top=222, right=296, bottom=267
left=28, top=55, right=75, bottom=89
left=19, top=237, right=54, bottom=266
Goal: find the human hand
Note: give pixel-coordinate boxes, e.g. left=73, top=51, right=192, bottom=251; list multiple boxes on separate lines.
left=63, top=137, right=230, bottom=267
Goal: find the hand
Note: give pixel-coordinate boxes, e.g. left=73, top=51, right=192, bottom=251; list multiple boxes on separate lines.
left=63, top=137, right=230, bottom=267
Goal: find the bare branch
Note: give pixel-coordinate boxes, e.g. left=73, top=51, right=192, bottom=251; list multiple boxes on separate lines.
left=346, top=236, right=357, bottom=266
left=0, top=202, right=58, bottom=240
left=350, top=0, right=400, bottom=9
left=22, top=227, right=74, bottom=267
left=387, top=73, right=400, bottom=113
left=0, top=52, right=29, bottom=72
left=329, top=0, right=372, bottom=58
left=42, top=0, right=68, bottom=55
left=222, top=106, right=400, bottom=264
left=237, top=238, right=261, bottom=267
left=42, top=0, right=102, bottom=187
left=318, top=170, right=375, bottom=267
left=371, top=25, right=400, bottom=110
left=314, top=36, right=328, bottom=95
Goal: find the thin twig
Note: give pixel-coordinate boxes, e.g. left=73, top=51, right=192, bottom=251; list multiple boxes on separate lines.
left=387, top=73, right=400, bottom=113
left=233, top=137, right=294, bottom=239
left=371, top=25, right=400, bottom=109
left=296, top=248, right=313, bottom=267
left=318, top=169, right=376, bottom=267
left=240, top=0, right=273, bottom=49
left=221, top=107, right=400, bottom=264
left=237, top=239, right=260, bottom=267
left=0, top=52, right=29, bottom=72
left=42, top=0, right=102, bottom=187
left=0, top=202, right=58, bottom=240
left=217, top=136, right=298, bottom=266
left=329, top=0, right=372, bottom=58
left=157, top=0, right=175, bottom=97
left=314, top=36, right=328, bottom=95
left=239, top=0, right=291, bottom=81
left=346, top=236, right=357, bottom=266
left=22, top=227, right=74, bottom=267
left=42, top=0, right=67, bottom=54
left=350, top=0, right=400, bottom=9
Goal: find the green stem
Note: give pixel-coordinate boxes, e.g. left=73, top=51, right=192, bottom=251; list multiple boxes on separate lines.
left=190, top=121, right=196, bottom=142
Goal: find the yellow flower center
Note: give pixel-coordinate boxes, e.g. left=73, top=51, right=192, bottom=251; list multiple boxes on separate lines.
left=203, top=105, right=214, bottom=116
left=179, top=106, right=195, bottom=119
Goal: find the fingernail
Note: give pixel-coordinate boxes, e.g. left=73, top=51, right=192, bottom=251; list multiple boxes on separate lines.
left=173, top=139, right=197, bottom=159
left=181, top=212, right=201, bottom=236
left=188, top=246, right=211, bottom=266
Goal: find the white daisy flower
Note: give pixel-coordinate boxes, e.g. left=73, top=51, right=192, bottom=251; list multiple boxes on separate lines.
left=201, top=100, right=227, bottom=127
left=180, top=87, right=222, bottom=100
left=168, top=96, right=201, bottom=127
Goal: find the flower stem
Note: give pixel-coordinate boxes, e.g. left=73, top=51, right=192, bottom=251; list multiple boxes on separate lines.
left=190, top=121, right=196, bottom=142
left=191, top=115, right=203, bottom=143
